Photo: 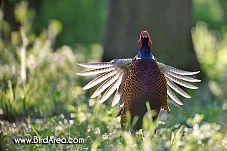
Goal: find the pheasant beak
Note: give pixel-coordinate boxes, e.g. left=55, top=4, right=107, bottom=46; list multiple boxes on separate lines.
left=138, top=30, right=152, bottom=47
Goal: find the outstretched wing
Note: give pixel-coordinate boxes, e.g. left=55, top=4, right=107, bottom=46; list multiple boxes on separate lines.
left=76, top=59, right=132, bottom=107
left=157, top=62, right=201, bottom=106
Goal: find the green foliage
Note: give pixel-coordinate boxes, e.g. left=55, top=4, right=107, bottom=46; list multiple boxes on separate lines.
left=1, top=111, right=227, bottom=150
left=192, top=22, right=227, bottom=98
left=33, top=0, right=107, bottom=47
left=193, top=0, right=227, bottom=34
left=1, top=2, right=79, bottom=120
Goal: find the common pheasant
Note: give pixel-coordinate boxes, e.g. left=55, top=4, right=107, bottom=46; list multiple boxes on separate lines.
left=77, top=31, right=200, bottom=130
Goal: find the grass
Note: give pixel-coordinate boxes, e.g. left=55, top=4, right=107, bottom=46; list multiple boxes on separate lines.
left=1, top=100, right=227, bottom=150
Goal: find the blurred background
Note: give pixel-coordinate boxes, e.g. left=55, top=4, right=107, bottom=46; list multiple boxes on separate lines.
left=0, top=0, right=227, bottom=150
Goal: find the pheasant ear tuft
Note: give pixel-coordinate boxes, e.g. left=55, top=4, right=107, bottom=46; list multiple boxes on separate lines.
left=137, top=38, right=143, bottom=47
left=148, top=40, right=152, bottom=47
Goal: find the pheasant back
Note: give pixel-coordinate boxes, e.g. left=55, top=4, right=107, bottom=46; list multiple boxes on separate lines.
left=121, top=59, right=169, bottom=129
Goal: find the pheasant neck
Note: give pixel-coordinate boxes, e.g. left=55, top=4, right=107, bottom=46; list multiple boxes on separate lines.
left=136, top=46, right=153, bottom=60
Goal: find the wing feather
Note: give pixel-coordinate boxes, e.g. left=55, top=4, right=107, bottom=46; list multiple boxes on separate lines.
left=168, top=72, right=201, bottom=82
left=100, top=72, right=124, bottom=103
left=169, top=67, right=200, bottom=76
left=167, top=87, right=183, bottom=105
left=158, top=62, right=200, bottom=75
left=90, top=72, right=121, bottom=98
left=111, top=72, right=127, bottom=107
left=166, top=79, right=191, bottom=98
left=77, top=59, right=132, bottom=105
left=165, top=74, right=198, bottom=89
left=78, top=59, right=200, bottom=107
left=157, top=62, right=200, bottom=106
left=77, top=62, right=113, bottom=69
left=112, top=90, right=124, bottom=107
left=82, top=69, right=119, bottom=90
left=76, top=67, right=115, bottom=76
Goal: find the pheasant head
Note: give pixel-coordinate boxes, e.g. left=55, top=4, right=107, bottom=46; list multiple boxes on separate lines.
left=137, top=30, right=153, bottom=60
left=137, top=30, right=152, bottom=48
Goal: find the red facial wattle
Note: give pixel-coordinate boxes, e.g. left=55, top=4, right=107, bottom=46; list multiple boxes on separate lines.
left=137, top=31, right=152, bottom=47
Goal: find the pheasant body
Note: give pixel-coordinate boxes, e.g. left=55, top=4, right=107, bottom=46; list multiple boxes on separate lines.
left=77, top=30, right=201, bottom=130
left=122, top=59, right=169, bottom=129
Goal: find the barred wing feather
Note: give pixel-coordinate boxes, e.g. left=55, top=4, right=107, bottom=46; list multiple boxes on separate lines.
left=77, top=60, right=200, bottom=107
left=158, top=62, right=201, bottom=106
left=76, top=59, right=132, bottom=106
